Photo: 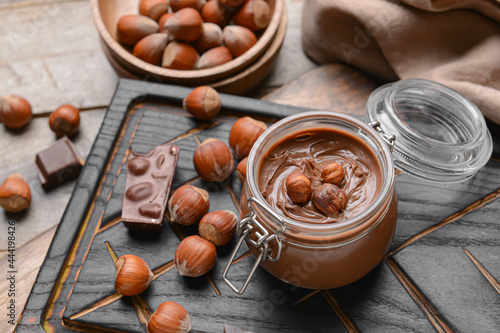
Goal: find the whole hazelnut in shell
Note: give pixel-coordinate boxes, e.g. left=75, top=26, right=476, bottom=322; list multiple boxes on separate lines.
left=196, top=46, right=233, bottom=69
left=174, top=235, right=217, bottom=277
left=201, top=0, right=230, bottom=27
left=311, top=183, right=347, bottom=216
left=236, top=157, right=248, bottom=183
left=199, top=210, right=238, bottom=246
left=148, top=301, right=191, bottom=333
left=0, top=174, right=31, bottom=213
left=164, top=7, right=203, bottom=42
left=193, top=138, right=234, bottom=182
left=162, top=42, right=199, bottom=70
left=168, top=184, right=209, bottom=225
left=0, top=95, right=32, bottom=129
left=114, top=254, right=153, bottom=296
left=49, top=104, right=80, bottom=137
left=232, top=0, right=271, bottom=31
left=133, top=33, right=169, bottom=65
left=139, top=0, right=169, bottom=21
left=117, top=15, right=159, bottom=45
left=286, top=172, right=311, bottom=204
left=223, top=25, right=257, bottom=58
left=183, top=86, right=221, bottom=120
left=194, top=23, right=223, bottom=54
left=321, top=162, right=345, bottom=186
left=228, top=116, right=267, bottom=159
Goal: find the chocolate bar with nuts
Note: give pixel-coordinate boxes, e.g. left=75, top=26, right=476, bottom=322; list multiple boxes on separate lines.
left=122, top=145, right=180, bottom=232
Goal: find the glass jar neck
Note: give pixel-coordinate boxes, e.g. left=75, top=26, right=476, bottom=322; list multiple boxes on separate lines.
left=245, top=111, right=395, bottom=247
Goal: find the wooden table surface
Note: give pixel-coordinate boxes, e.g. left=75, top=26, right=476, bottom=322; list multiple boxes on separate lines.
left=1, top=1, right=499, bottom=333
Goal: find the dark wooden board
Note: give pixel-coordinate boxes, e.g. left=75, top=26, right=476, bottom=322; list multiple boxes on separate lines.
left=18, top=79, right=500, bottom=332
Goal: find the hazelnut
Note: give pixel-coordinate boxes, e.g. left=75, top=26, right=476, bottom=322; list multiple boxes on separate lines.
left=168, top=184, right=209, bottom=225
left=236, top=156, right=247, bottom=183
left=49, top=104, right=80, bottom=137
left=321, top=162, right=345, bottom=186
left=199, top=210, right=238, bottom=246
left=162, top=42, right=199, bottom=70
left=0, top=95, right=32, bottom=129
left=196, top=46, right=233, bottom=69
left=170, top=0, right=206, bottom=12
left=114, top=254, right=153, bottom=296
left=158, top=13, right=174, bottom=33
left=194, top=23, right=223, bottom=54
left=201, top=0, right=230, bottom=27
left=174, top=235, right=217, bottom=277
left=193, top=138, right=234, bottom=182
left=133, top=33, right=169, bottom=65
left=223, top=25, right=257, bottom=58
left=117, top=15, right=159, bottom=45
left=183, top=86, right=221, bottom=120
left=286, top=172, right=311, bottom=204
left=311, top=183, right=347, bottom=216
left=0, top=174, right=31, bottom=213
left=228, top=116, right=267, bottom=159
left=218, top=0, right=247, bottom=8
left=232, top=0, right=270, bottom=31
left=148, top=301, right=191, bottom=333
left=139, top=0, right=169, bottom=21
left=164, top=8, right=203, bottom=42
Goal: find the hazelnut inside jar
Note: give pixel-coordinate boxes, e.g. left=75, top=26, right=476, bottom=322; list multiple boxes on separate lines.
left=224, top=111, right=397, bottom=292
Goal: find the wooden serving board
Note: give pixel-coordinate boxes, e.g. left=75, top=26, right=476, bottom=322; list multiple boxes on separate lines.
left=18, top=79, right=500, bottom=332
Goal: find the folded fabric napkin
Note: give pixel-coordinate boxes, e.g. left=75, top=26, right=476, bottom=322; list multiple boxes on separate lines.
left=302, top=0, right=500, bottom=124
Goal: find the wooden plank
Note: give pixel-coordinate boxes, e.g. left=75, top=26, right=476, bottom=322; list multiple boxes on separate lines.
left=254, top=0, right=317, bottom=88
left=0, top=108, right=106, bottom=249
left=262, top=63, right=378, bottom=116
left=0, top=0, right=117, bottom=114
left=0, top=226, right=56, bottom=333
left=0, top=0, right=86, bottom=9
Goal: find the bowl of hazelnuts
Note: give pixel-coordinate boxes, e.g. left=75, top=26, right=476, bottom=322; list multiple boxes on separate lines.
left=91, top=0, right=285, bottom=94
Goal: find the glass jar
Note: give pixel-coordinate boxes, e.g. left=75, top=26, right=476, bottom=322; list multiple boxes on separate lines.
left=366, top=79, right=492, bottom=182
left=223, top=111, right=397, bottom=292
left=223, top=79, right=493, bottom=294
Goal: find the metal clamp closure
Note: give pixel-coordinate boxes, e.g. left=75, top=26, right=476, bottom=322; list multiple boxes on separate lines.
left=369, top=121, right=396, bottom=151
left=222, top=197, right=285, bottom=294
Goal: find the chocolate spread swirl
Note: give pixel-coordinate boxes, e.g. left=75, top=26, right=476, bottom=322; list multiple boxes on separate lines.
left=258, top=129, right=382, bottom=224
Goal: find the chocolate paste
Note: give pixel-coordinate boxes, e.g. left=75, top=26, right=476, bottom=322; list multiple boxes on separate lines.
left=258, top=128, right=382, bottom=223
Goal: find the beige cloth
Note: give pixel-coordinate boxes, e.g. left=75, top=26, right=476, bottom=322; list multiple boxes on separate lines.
left=302, top=0, right=500, bottom=124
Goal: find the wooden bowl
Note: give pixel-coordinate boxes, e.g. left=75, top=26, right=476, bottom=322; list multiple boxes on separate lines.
left=91, top=0, right=285, bottom=91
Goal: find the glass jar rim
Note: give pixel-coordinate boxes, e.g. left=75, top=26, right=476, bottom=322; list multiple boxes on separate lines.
left=246, top=111, right=395, bottom=240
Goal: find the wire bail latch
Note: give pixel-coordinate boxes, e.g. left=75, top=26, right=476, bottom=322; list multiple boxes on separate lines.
left=369, top=121, right=396, bottom=151
left=222, top=197, right=285, bottom=294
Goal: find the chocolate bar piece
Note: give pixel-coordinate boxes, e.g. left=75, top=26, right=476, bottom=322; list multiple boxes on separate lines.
left=122, top=145, right=180, bottom=232
left=35, top=136, right=84, bottom=191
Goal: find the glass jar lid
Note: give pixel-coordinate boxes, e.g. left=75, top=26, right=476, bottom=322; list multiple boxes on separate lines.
left=365, top=79, right=493, bottom=182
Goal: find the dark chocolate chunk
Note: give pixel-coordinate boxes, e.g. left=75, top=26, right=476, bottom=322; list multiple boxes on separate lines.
left=223, top=324, right=254, bottom=333
left=35, top=136, right=84, bottom=191
left=122, top=145, right=179, bottom=232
